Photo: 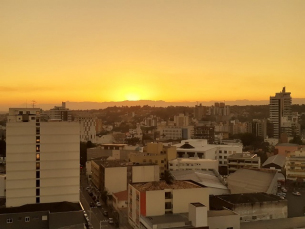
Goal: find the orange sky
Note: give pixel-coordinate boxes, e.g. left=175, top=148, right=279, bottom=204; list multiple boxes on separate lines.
left=1, top=0, right=305, bottom=107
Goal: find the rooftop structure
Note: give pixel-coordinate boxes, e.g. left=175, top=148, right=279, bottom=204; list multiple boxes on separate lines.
left=171, top=170, right=229, bottom=195
left=132, top=180, right=202, bottom=192
left=227, top=169, right=278, bottom=194
left=262, top=154, right=286, bottom=170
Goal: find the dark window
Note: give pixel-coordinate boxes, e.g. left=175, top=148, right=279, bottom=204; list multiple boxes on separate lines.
left=31, top=117, right=35, bottom=120
left=36, top=189, right=40, bottom=196
left=36, top=171, right=40, bottom=178
left=36, top=123, right=40, bottom=126
left=36, top=118, right=40, bottom=122
left=36, top=180, right=40, bottom=187
left=252, top=216, right=257, bottom=220
left=36, top=162, right=40, bottom=169
left=165, top=192, right=172, bottom=199
left=165, top=202, right=172, bottom=209
left=36, top=197, right=40, bottom=203
left=25, top=217, right=30, bottom=222
left=19, top=111, right=23, bottom=115
left=6, top=218, right=13, bottom=223
left=36, top=127, right=40, bottom=134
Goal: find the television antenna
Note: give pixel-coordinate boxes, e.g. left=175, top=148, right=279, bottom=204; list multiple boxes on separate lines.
left=32, top=100, right=36, bottom=108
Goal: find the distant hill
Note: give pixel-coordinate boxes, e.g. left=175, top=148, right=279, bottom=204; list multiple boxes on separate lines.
left=1, top=98, right=305, bottom=111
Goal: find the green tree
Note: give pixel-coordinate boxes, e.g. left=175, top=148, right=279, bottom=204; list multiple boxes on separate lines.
left=162, top=170, right=174, bottom=185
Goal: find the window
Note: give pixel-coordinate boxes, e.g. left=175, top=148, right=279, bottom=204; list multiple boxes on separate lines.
left=31, top=117, right=35, bottom=120
left=36, top=122, right=40, bottom=126
left=36, top=145, right=40, bottom=152
left=219, top=156, right=222, bottom=159
left=36, top=197, right=40, bottom=203
left=36, top=162, right=40, bottom=169
left=25, top=217, right=30, bottom=222
left=36, top=180, right=40, bottom=187
left=252, top=216, right=257, bottom=220
left=36, top=127, right=40, bottom=134
left=165, top=202, right=172, bottom=209
left=224, top=151, right=227, bottom=154
left=165, top=192, right=172, bottom=199
left=227, top=227, right=233, bottom=229
left=36, top=153, right=40, bottom=161
left=7, top=218, right=13, bottom=223
left=36, top=189, right=40, bottom=196
left=36, top=171, right=40, bottom=178
left=36, top=136, right=40, bottom=143
left=19, top=111, right=23, bottom=115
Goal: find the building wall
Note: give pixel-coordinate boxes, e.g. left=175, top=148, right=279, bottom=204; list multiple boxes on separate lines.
left=208, top=214, right=240, bottom=229
left=49, top=211, right=84, bottom=229
left=145, top=190, right=165, bottom=216
left=169, top=159, right=218, bottom=172
left=275, top=145, right=300, bottom=156
left=132, top=166, right=159, bottom=183
left=6, top=121, right=79, bottom=207
left=172, top=188, right=209, bottom=213
left=0, top=211, right=49, bottom=229
left=105, top=167, right=127, bottom=194
left=0, top=175, right=5, bottom=197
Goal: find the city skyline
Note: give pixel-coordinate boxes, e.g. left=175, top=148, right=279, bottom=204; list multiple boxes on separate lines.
left=1, top=0, right=305, bottom=107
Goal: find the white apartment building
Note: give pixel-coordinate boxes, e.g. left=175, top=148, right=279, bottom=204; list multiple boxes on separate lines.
left=75, top=116, right=97, bottom=143
left=227, top=153, right=261, bottom=175
left=173, top=139, right=242, bottom=166
left=48, top=102, right=71, bottom=121
left=128, top=180, right=209, bottom=229
left=6, top=108, right=80, bottom=207
left=286, top=149, right=305, bottom=182
left=169, top=158, right=219, bottom=172
left=174, top=113, right=189, bottom=127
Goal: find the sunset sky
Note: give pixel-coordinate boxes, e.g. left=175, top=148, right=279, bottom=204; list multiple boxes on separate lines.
left=1, top=0, right=304, bottom=108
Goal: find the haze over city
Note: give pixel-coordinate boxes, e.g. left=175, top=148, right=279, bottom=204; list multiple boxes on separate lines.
left=1, top=0, right=305, bottom=109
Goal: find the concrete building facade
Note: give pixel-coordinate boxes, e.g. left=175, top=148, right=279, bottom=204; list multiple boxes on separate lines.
left=6, top=108, right=80, bottom=207
left=227, top=153, right=261, bottom=175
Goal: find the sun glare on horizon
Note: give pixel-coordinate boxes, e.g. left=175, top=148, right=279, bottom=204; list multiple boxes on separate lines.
left=125, top=93, right=140, bottom=101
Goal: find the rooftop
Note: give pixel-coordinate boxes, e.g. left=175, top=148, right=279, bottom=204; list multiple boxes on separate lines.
left=212, top=192, right=283, bottom=205
left=131, top=180, right=203, bottom=192
left=262, top=154, right=286, bottom=167
left=240, top=216, right=305, bottom=229
left=140, top=213, right=191, bottom=228
left=208, top=209, right=238, bottom=217
left=0, top=202, right=82, bottom=214
left=275, top=143, right=299, bottom=147
left=113, top=190, right=128, bottom=201
left=227, top=169, right=278, bottom=194
left=171, top=170, right=228, bottom=190
left=228, top=153, right=258, bottom=159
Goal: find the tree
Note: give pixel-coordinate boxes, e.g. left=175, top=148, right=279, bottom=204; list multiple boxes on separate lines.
left=289, top=135, right=303, bottom=145
left=162, top=170, right=174, bottom=185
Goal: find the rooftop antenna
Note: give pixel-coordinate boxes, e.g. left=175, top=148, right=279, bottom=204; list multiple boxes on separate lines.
left=26, top=100, right=27, bottom=108
left=32, top=100, right=36, bottom=108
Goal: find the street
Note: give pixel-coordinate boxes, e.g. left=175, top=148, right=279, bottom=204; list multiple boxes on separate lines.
left=80, top=173, right=131, bottom=229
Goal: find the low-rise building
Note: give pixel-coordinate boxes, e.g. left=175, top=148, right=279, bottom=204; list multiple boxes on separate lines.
left=286, top=149, right=305, bottom=182
left=262, top=154, right=286, bottom=172
left=174, top=139, right=242, bottom=167
left=0, top=202, right=84, bottom=229
left=128, top=180, right=209, bottom=229
left=129, top=143, right=176, bottom=176
left=169, top=158, right=218, bottom=172
left=227, top=153, right=261, bottom=175
left=210, top=193, right=287, bottom=222
left=91, top=158, right=159, bottom=194
left=112, top=190, right=128, bottom=210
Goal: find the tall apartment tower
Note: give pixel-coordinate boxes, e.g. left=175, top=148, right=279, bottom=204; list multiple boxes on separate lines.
left=269, top=87, right=292, bottom=138
left=6, top=108, right=80, bottom=207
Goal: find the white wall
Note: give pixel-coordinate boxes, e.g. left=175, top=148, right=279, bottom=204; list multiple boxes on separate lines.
left=132, top=165, right=159, bottom=183
left=172, top=188, right=209, bottom=213
left=146, top=190, right=165, bottom=216
left=105, top=167, right=127, bottom=193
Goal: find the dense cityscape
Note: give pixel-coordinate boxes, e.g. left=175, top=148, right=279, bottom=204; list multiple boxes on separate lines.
left=2, top=1, right=305, bottom=228
left=0, top=88, right=304, bottom=229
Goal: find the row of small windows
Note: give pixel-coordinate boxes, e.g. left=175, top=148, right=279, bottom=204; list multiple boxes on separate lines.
left=7, top=215, right=47, bottom=224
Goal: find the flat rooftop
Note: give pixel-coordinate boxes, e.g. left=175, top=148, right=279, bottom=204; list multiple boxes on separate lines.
left=208, top=210, right=238, bottom=217
left=140, top=213, right=191, bottom=227
left=228, top=153, right=257, bottom=159
left=240, top=216, right=305, bottom=229
left=93, top=158, right=156, bottom=168
left=212, top=193, right=283, bottom=205
left=0, top=202, right=82, bottom=214
left=132, top=180, right=203, bottom=192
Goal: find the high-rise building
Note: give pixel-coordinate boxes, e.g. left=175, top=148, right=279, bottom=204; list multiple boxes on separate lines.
left=269, top=87, right=292, bottom=138
left=6, top=108, right=80, bottom=207
left=48, top=102, right=71, bottom=121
